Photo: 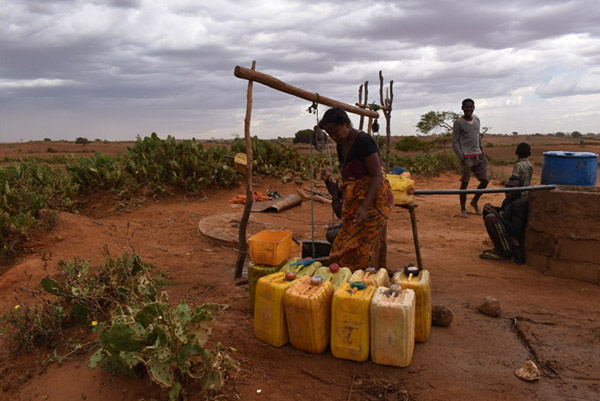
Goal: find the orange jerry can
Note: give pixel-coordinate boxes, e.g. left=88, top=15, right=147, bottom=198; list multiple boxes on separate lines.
left=248, top=260, right=286, bottom=313
left=284, top=275, right=334, bottom=354
left=313, top=263, right=352, bottom=291
left=254, top=271, right=297, bottom=347
left=392, top=264, right=431, bottom=343
left=330, top=281, right=376, bottom=362
left=350, top=267, right=390, bottom=288
left=370, top=285, right=416, bottom=367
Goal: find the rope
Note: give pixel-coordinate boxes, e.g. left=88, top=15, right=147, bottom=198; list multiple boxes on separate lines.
left=308, top=94, right=320, bottom=258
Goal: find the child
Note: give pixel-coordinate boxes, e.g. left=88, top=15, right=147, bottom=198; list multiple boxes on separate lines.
left=513, top=143, right=533, bottom=187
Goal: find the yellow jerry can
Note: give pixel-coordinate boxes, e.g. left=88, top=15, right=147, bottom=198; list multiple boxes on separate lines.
left=254, top=271, right=296, bottom=347
left=284, top=275, right=334, bottom=354
left=350, top=267, right=390, bottom=288
left=388, top=174, right=415, bottom=205
left=392, top=265, right=431, bottom=343
left=370, top=285, right=416, bottom=367
left=279, top=257, right=321, bottom=278
left=248, top=260, right=286, bottom=313
left=313, top=263, right=352, bottom=291
left=331, top=281, right=376, bottom=362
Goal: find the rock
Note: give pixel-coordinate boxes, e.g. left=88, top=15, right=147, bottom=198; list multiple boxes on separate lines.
left=515, top=360, right=541, bottom=381
left=478, top=296, right=501, bottom=317
left=432, top=305, right=453, bottom=327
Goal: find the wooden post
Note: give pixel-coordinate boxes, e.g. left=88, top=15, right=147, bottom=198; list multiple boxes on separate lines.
left=363, top=81, right=369, bottom=130
left=379, top=71, right=393, bottom=174
left=234, top=61, right=256, bottom=279
left=234, top=66, right=379, bottom=119
left=358, top=84, right=364, bottom=130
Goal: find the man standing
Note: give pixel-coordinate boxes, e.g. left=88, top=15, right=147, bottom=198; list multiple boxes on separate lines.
left=452, top=98, right=489, bottom=217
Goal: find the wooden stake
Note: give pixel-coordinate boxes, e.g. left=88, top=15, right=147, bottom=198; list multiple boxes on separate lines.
left=234, top=61, right=256, bottom=279
left=363, top=81, right=369, bottom=129
left=234, top=66, right=378, bottom=119
left=358, top=84, right=364, bottom=130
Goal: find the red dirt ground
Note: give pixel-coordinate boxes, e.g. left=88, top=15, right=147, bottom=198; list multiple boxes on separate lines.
left=1, top=138, right=599, bottom=401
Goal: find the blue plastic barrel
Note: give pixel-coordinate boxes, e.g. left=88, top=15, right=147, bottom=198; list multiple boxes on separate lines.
left=540, top=151, right=598, bottom=186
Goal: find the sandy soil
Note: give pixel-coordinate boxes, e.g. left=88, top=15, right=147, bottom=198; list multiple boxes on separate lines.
left=1, top=138, right=599, bottom=401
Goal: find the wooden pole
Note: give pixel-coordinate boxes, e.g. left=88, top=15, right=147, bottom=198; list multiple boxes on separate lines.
left=234, top=61, right=256, bottom=279
left=234, top=66, right=379, bottom=119
left=363, top=81, right=369, bottom=128
left=358, top=84, right=364, bottom=130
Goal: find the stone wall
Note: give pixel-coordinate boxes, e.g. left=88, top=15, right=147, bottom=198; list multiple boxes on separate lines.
left=525, top=186, right=600, bottom=285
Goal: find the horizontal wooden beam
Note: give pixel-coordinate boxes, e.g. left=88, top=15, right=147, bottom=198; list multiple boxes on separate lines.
left=234, top=65, right=379, bottom=119
left=355, top=102, right=389, bottom=112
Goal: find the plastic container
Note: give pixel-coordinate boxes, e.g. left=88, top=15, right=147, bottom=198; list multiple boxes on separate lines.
left=370, top=285, right=416, bottom=367
left=313, top=263, right=352, bottom=291
left=392, top=267, right=431, bottom=343
left=253, top=271, right=296, bottom=347
left=331, top=282, right=376, bottom=362
left=234, top=152, right=247, bottom=174
left=388, top=174, right=415, bottom=205
left=540, top=151, right=598, bottom=186
left=350, top=268, right=390, bottom=289
left=279, top=257, right=321, bottom=278
left=284, top=275, right=334, bottom=354
left=248, top=260, right=286, bottom=313
left=248, top=230, right=293, bottom=266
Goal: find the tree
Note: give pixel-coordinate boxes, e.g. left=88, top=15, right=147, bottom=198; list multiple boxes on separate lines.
left=292, top=129, right=313, bottom=144
left=512, top=131, right=519, bottom=136
left=416, top=111, right=460, bottom=135
left=571, top=131, right=582, bottom=138
left=75, top=137, right=89, bottom=145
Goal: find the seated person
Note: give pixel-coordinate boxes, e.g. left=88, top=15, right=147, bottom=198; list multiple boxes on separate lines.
left=480, top=176, right=529, bottom=263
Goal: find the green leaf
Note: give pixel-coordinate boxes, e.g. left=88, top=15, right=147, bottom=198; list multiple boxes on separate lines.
left=100, top=322, right=144, bottom=352
left=119, top=351, right=143, bottom=369
left=72, top=302, right=90, bottom=322
left=148, top=359, right=174, bottom=387
left=168, top=382, right=181, bottom=401
left=185, top=313, right=214, bottom=346
left=41, top=277, right=64, bottom=295
left=88, top=348, right=104, bottom=369
left=172, top=302, right=192, bottom=343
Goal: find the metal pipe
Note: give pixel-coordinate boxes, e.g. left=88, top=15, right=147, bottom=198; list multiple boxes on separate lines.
left=414, top=185, right=556, bottom=195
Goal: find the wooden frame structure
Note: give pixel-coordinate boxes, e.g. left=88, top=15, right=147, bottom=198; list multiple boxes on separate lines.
left=233, top=62, right=394, bottom=278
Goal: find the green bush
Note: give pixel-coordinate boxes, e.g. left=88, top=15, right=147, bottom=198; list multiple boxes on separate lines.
left=394, top=136, right=434, bottom=152
left=292, top=129, right=313, bottom=144
left=389, top=152, right=461, bottom=176
left=0, top=162, right=78, bottom=261
left=126, top=133, right=240, bottom=193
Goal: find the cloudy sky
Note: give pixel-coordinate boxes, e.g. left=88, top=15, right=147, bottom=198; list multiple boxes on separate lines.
left=1, top=0, right=600, bottom=142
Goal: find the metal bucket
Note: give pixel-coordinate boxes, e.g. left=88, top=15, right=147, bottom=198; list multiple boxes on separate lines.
left=541, top=151, right=598, bottom=186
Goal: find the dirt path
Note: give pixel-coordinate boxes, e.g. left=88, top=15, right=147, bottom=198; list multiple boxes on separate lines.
left=1, top=173, right=599, bottom=401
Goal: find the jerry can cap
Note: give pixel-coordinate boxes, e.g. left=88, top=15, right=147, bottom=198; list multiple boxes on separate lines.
left=350, top=281, right=367, bottom=290
left=329, top=263, right=340, bottom=273
left=365, top=267, right=376, bottom=274
left=311, top=276, right=323, bottom=285
left=285, top=272, right=297, bottom=281
left=404, top=264, right=420, bottom=276
left=390, top=284, right=402, bottom=292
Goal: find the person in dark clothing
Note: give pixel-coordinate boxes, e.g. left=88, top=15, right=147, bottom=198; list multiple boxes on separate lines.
left=321, top=168, right=343, bottom=243
left=480, top=176, right=528, bottom=263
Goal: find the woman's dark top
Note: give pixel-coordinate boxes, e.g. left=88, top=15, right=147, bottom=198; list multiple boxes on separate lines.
left=337, top=131, right=380, bottom=179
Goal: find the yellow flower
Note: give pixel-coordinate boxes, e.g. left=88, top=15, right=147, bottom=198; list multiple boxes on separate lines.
left=77, top=273, right=81, bottom=278
left=91, top=321, right=98, bottom=326
left=14, top=305, right=20, bottom=310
